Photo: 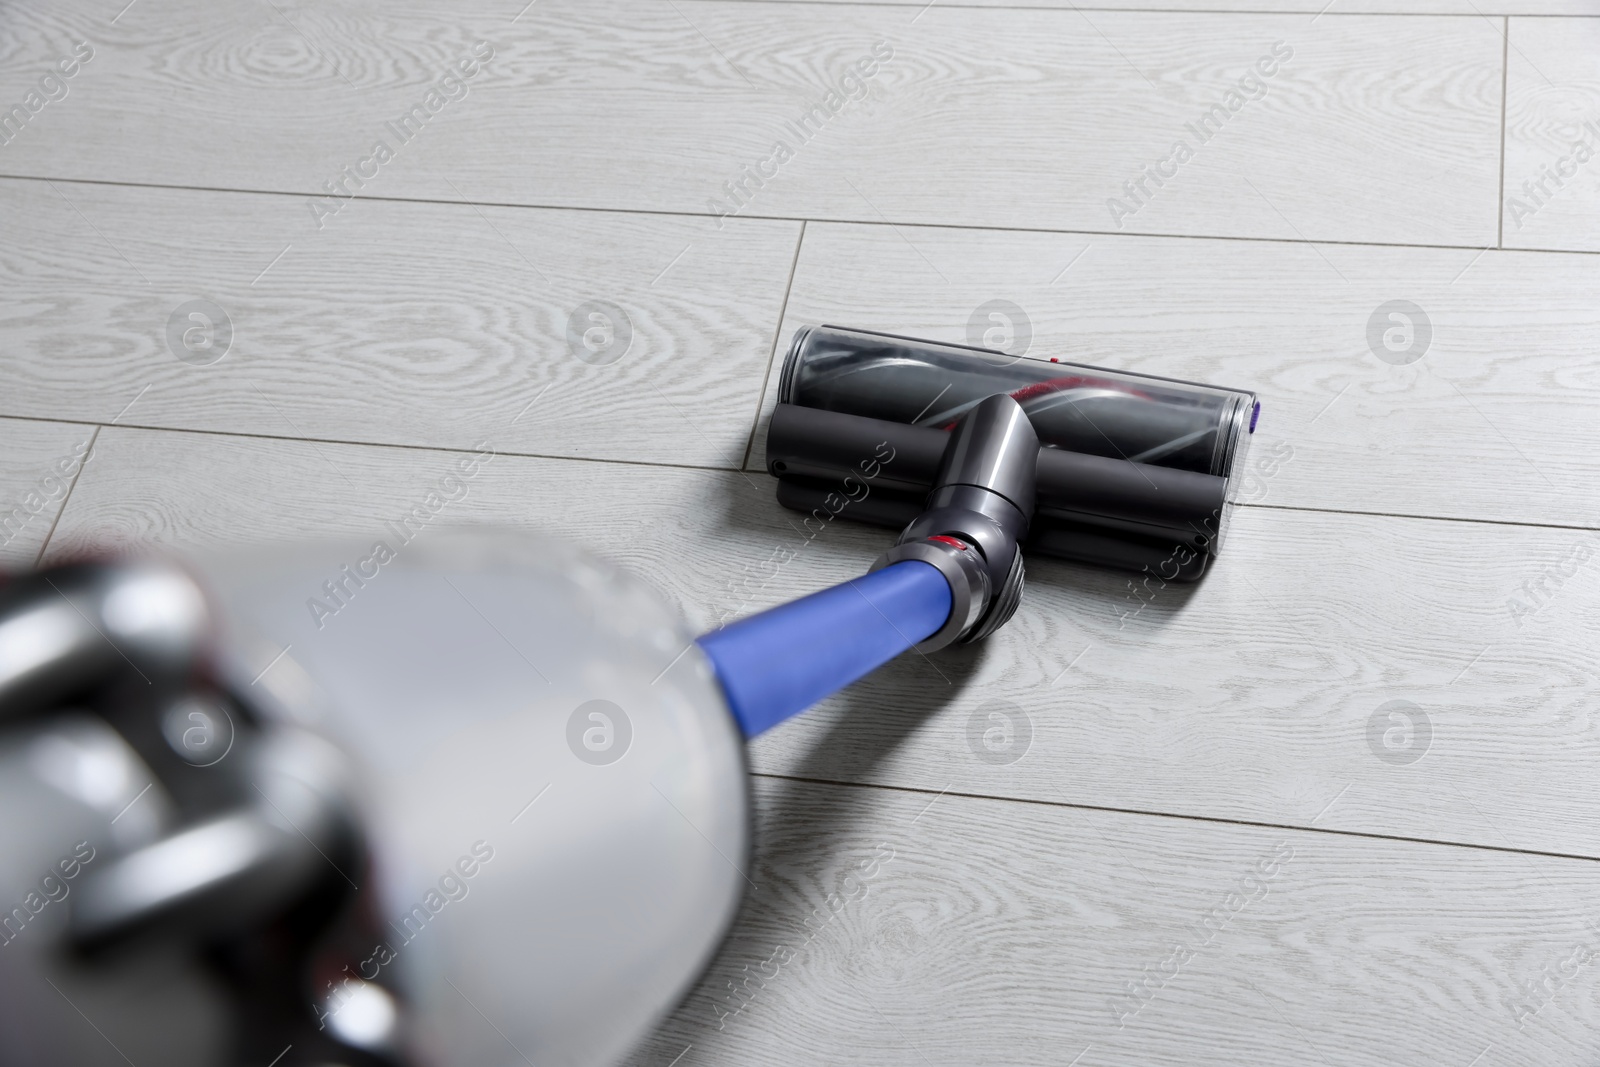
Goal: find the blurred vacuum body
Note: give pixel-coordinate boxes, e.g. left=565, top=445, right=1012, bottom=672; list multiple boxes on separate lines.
left=0, top=536, right=746, bottom=1067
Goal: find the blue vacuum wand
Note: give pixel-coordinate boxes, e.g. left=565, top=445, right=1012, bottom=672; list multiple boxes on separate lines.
left=698, top=392, right=1034, bottom=737
left=695, top=326, right=1258, bottom=738
left=697, top=557, right=954, bottom=737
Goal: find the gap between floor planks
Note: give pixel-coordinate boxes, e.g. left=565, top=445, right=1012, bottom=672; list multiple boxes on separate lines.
left=7, top=173, right=1599, bottom=260
left=753, top=772, right=1600, bottom=868
left=16, top=418, right=1600, bottom=538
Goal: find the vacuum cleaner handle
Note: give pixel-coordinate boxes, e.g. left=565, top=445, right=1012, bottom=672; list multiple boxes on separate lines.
left=697, top=559, right=957, bottom=737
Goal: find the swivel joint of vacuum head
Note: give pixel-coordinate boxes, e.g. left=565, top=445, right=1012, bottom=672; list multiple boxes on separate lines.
left=873, top=393, right=1039, bottom=647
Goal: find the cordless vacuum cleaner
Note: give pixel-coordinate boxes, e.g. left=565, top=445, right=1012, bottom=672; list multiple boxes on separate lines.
left=0, top=326, right=1254, bottom=1067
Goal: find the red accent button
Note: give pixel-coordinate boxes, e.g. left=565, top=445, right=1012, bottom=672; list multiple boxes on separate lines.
left=928, top=535, right=968, bottom=551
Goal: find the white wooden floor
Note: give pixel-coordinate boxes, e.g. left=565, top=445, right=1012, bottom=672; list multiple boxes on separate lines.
left=4, top=1, right=1600, bottom=1064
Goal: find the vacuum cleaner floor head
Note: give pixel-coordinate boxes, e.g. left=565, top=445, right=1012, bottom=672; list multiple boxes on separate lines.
left=767, top=324, right=1259, bottom=582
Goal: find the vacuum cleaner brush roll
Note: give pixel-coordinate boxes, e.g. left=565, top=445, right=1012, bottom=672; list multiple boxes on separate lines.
left=769, top=325, right=1259, bottom=582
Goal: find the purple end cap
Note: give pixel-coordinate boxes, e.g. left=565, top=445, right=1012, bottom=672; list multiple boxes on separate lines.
left=1249, top=400, right=1260, bottom=433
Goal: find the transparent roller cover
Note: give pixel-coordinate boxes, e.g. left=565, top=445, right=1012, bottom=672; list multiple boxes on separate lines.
left=778, top=324, right=1258, bottom=480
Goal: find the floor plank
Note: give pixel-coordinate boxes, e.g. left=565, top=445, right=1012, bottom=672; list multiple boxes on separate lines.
left=754, top=221, right=1600, bottom=528
left=748, top=501, right=1600, bottom=862
left=0, top=177, right=798, bottom=467
left=1502, top=17, right=1600, bottom=253
left=734, top=0, right=1597, bottom=14
left=0, top=418, right=96, bottom=569
left=630, top=776, right=1600, bottom=1067
left=41, top=425, right=839, bottom=642
left=0, top=1, right=1503, bottom=246
left=47, top=426, right=1600, bottom=863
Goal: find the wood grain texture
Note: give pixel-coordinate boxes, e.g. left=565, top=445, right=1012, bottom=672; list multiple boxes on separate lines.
left=6, top=7, right=1597, bottom=1060
left=752, top=221, right=1600, bottom=528
left=631, top=776, right=1600, bottom=1067
left=733, top=0, right=1599, bottom=13
left=1502, top=17, right=1600, bottom=252
left=0, top=0, right=1503, bottom=246
left=0, top=418, right=95, bottom=568
left=0, top=177, right=798, bottom=466
left=47, top=426, right=1600, bottom=863
left=747, top=499, right=1600, bottom=860
left=41, top=425, right=863, bottom=641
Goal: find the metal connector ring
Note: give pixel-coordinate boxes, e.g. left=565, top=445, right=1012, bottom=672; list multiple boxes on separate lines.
left=869, top=538, right=991, bottom=652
